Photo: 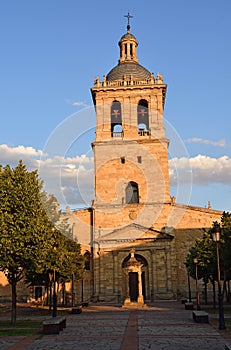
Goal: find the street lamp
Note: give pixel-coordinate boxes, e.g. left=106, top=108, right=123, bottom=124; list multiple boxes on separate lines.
left=52, top=235, right=57, bottom=318
left=52, top=267, right=57, bottom=317
left=193, top=257, right=200, bottom=310
left=211, top=223, right=226, bottom=330
left=185, top=262, right=192, bottom=303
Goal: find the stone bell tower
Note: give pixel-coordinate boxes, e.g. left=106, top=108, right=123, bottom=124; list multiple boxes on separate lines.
left=91, top=18, right=170, bottom=232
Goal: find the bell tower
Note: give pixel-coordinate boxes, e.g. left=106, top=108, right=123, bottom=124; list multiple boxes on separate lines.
left=91, top=18, right=170, bottom=231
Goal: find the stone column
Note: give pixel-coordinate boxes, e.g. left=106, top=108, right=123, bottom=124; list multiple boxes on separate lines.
left=123, top=271, right=131, bottom=306
left=113, top=251, right=119, bottom=295
left=150, top=249, right=155, bottom=301
left=137, top=270, right=144, bottom=304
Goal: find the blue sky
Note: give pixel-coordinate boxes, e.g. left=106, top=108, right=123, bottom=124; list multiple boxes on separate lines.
left=1, top=0, right=231, bottom=212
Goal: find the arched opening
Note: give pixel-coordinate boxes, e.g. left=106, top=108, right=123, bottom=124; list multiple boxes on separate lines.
left=113, top=124, right=122, bottom=133
left=122, top=253, right=148, bottom=268
left=111, top=100, right=122, bottom=137
left=122, top=252, right=149, bottom=302
left=125, top=181, right=139, bottom=204
left=137, top=99, right=149, bottom=136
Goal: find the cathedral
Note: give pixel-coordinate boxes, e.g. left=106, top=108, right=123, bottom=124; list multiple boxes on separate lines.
left=68, top=19, right=222, bottom=305
left=0, top=19, right=222, bottom=304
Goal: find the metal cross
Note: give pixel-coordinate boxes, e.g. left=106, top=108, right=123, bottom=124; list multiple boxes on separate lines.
left=124, top=11, right=133, bottom=26
left=138, top=108, right=148, bottom=117
left=112, top=109, right=120, bottom=118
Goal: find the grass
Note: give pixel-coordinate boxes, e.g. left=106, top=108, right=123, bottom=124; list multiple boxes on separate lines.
left=0, top=320, right=42, bottom=336
left=0, top=304, right=70, bottom=336
left=201, top=305, right=231, bottom=335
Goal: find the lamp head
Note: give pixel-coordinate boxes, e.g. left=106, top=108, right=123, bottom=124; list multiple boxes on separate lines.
left=211, top=223, right=221, bottom=242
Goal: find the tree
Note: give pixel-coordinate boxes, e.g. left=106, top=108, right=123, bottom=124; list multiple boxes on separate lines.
left=185, top=214, right=231, bottom=307
left=41, top=192, right=73, bottom=239
left=185, top=231, right=217, bottom=305
left=25, top=194, right=84, bottom=307
left=0, top=161, right=53, bottom=325
left=220, top=212, right=231, bottom=301
left=25, top=227, right=84, bottom=302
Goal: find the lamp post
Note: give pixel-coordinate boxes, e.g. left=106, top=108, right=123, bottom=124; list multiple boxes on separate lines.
left=52, top=267, right=57, bottom=317
left=194, top=257, right=200, bottom=310
left=185, top=262, right=192, bottom=303
left=211, top=224, right=226, bottom=330
left=52, top=236, right=57, bottom=318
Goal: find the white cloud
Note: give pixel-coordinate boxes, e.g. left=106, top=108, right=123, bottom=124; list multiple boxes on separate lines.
left=170, top=154, right=231, bottom=185
left=1, top=144, right=231, bottom=208
left=38, top=153, right=94, bottom=206
left=185, top=137, right=228, bottom=147
left=72, top=101, right=88, bottom=107
left=0, top=144, right=94, bottom=207
left=0, top=144, right=46, bottom=157
left=0, top=144, right=47, bottom=171
left=64, top=99, right=90, bottom=108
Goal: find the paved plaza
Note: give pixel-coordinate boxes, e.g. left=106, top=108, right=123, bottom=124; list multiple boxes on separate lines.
left=1, top=301, right=231, bottom=350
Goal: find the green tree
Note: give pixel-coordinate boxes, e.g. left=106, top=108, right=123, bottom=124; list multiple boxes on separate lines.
left=185, top=231, right=217, bottom=305
left=25, top=227, right=84, bottom=308
left=42, top=192, right=72, bottom=239
left=186, top=215, right=231, bottom=307
left=220, top=212, right=231, bottom=300
left=0, top=161, right=53, bottom=325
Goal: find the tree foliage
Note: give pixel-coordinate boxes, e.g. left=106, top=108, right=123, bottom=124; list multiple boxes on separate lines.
left=25, top=228, right=84, bottom=287
left=0, top=161, right=84, bottom=324
left=41, top=193, right=72, bottom=239
left=185, top=212, right=231, bottom=304
left=0, top=161, right=53, bottom=324
left=221, top=212, right=231, bottom=281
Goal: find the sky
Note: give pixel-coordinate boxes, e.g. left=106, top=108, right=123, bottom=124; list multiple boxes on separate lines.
left=0, top=0, right=231, bottom=213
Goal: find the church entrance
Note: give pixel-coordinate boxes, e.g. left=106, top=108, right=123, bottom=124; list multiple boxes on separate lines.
left=122, top=250, right=148, bottom=306
left=129, top=272, right=138, bottom=302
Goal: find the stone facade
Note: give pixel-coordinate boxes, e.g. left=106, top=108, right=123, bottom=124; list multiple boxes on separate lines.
left=70, top=203, right=221, bottom=303
left=70, top=24, right=222, bottom=304
left=0, top=23, right=222, bottom=305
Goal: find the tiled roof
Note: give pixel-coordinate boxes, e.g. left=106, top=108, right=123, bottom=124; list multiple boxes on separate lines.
left=106, top=61, right=152, bottom=81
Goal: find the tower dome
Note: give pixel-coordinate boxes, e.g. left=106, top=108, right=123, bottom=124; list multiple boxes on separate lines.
left=106, top=21, right=152, bottom=82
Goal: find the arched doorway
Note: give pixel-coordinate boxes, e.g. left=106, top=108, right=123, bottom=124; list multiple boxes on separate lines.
left=122, top=250, right=148, bottom=306
left=129, top=272, right=138, bottom=302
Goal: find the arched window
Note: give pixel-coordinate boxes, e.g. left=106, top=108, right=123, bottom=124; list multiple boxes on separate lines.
left=111, top=100, right=122, bottom=137
left=126, top=181, right=139, bottom=204
left=137, top=99, right=149, bottom=135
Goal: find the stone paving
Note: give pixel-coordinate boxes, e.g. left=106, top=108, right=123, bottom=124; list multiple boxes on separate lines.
left=1, top=301, right=231, bottom=350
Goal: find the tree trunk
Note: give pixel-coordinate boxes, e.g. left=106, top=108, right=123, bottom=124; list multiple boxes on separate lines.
left=223, top=279, right=227, bottom=302
left=62, top=283, right=65, bottom=306
left=228, top=280, right=230, bottom=302
left=11, top=278, right=17, bottom=326
left=49, top=282, right=52, bottom=312
left=204, top=281, right=208, bottom=304
left=45, top=284, right=48, bottom=306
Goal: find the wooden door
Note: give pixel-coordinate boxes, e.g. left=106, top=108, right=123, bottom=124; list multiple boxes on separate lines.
left=129, top=272, right=138, bottom=302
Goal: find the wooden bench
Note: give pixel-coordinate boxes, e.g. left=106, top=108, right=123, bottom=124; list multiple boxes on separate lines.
left=81, top=302, right=89, bottom=307
left=71, top=306, right=82, bottom=314
left=192, top=310, right=209, bottom=323
left=185, top=302, right=194, bottom=310
left=43, top=316, right=66, bottom=335
left=181, top=297, right=187, bottom=304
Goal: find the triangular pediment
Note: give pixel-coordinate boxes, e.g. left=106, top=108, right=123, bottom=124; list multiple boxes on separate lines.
left=98, top=223, right=173, bottom=245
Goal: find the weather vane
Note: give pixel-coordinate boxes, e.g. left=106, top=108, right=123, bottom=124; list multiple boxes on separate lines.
left=124, top=11, right=133, bottom=31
